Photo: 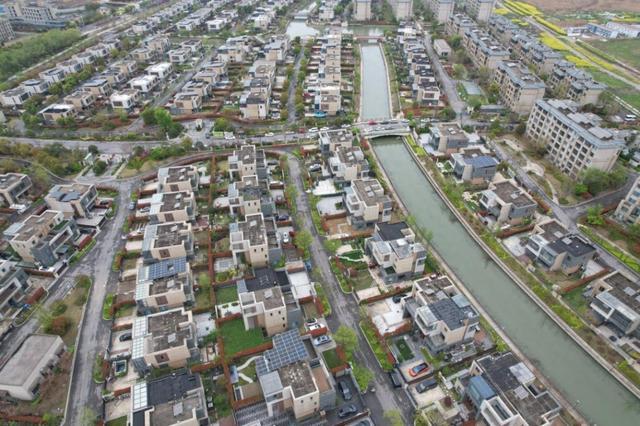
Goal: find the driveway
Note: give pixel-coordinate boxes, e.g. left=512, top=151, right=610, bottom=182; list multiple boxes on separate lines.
left=287, top=155, right=414, bottom=425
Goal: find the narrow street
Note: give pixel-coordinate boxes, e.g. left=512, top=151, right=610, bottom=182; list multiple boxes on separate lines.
left=287, top=49, right=304, bottom=125
left=287, top=155, right=414, bottom=425
left=64, top=180, right=134, bottom=425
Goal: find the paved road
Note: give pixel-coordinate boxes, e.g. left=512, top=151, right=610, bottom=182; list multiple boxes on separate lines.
left=65, top=179, right=133, bottom=425
left=287, top=155, right=414, bottom=425
left=287, top=49, right=304, bottom=125
left=419, top=24, right=466, bottom=117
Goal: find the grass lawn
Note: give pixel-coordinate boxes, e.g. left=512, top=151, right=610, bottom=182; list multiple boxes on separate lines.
left=322, top=348, right=343, bottom=369
left=588, top=69, right=640, bottom=110
left=588, top=39, right=640, bottom=69
left=350, top=270, right=374, bottom=291
left=106, top=417, right=127, bottom=426
left=219, top=318, right=268, bottom=356
left=394, top=338, right=414, bottom=362
left=215, top=285, right=238, bottom=304
left=194, top=288, right=213, bottom=311
left=562, top=286, right=590, bottom=318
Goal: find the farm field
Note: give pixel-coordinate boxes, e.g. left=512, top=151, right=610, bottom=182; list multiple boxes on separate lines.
left=587, top=39, right=640, bottom=69
left=524, top=0, right=640, bottom=12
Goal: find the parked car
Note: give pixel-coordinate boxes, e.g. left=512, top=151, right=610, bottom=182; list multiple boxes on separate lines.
left=307, top=323, right=323, bottom=331
left=392, top=294, right=405, bottom=303
left=313, top=335, right=331, bottom=346
left=388, top=370, right=402, bottom=388
left=337, top=404, right=357, bottom=418
left=353, top=421, right=371, bottom=426
left=308, top=127, right=319, bottom=133
left=305, top=317, right=318, bottom=325
left=280, top=231, right=291, bottom=244
left=409, top=362, right=429, bottom=377
left=338, top=381, right=352, bottom=400
left=308, top=164, right=321, bottom=172
left=128, top=202, right=136, bottom=211
left=416, top=378, right=438, bottom=393
left=265, top=132, right=274, bottom=137
left=276, top=214, right=290, bottom=222
left=119, top=332, right=132, bottom=342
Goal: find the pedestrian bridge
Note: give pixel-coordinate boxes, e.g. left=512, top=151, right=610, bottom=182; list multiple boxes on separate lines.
left=355, top=119, right=412, bottom=139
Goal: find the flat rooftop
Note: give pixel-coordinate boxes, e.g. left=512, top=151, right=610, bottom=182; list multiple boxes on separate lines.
left=602, top=272, right=640, bottom=314
left=151, top=191, right=193, bottom=213
left=47, top=183, right=93, bottom=202
left=145, top=309, right=192, bottom=353
left=0, top=173, right=27, bottom=190
left=11, top=210, right=60, bottom=242
left=493, top=181, right=535, bottom=208
left=279, top=361, right=316, bottom=398
left=146, top=222, right=191, bottom=248
left=235, top=213, right=266, bottom=246
left=352, top=179, right=389, bottom=207
left=0, top=334, right=62, bottom=386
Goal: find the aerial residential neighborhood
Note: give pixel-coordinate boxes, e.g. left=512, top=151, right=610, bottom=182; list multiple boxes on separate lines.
left=0, top=0, right=639, bottom=426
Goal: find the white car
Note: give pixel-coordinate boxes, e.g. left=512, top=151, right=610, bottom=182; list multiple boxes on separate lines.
left=265, top=132, right=274, bottom=137
left=313, top=335, right=331, bottom=346
left=308, top=127, right=319, bottom=133
left=307, top=323, right=323, bottom=331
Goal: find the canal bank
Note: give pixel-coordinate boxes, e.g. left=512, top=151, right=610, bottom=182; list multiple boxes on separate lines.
left=370, top=137, right=640, bottom=425
left=366, top=140, right=586, bottom=424
left=359, top=43, right=393, bottom=121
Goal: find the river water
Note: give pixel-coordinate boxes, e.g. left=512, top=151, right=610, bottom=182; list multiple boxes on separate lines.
left=358, top=34, right=640, bottom=425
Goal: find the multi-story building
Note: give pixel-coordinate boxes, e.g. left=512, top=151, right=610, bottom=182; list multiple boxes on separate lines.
left=63, top=90, right=95, bottom=111
left=238, top=279, right=287, bottom=336
left=0, top=87, right=30, bottom=108
left=5, top=3, right=65, bottom=28
left=463, top=352, right=561, bottom=425
left=353, top=0, right=372, bottom=21
left=488, top=14, right=520, bottom=45
left=20, top=79, right=49, bottom=96
left=605, top=21, right=640, bottom=38
left=507, top=30, right=562, bottom=76
left=526, top=219, right=596, bottom=274
left=464, top=0, right=496, bottom=23
left=149, top=191, right=197, bottom=224
left=229, top=145, right=268, bottom=181
left=590, top=271, right=640, bottom=337
left=82, top=78, right=112, bottom=98
left=0, top=173, right=32, bottom=206
left=256, top=330, right=336, bottom=421
left=389, top=0, right=413, bottom=19
left=463, top=28, right=510, bottom=70
left=142, top=221, right=194, bottom=264
left=319, top=129, right=353, bottom=155
left=173, top=92, right=202, bottom=113
left=526, top=99, right=624, bottom=178
left=7, top=210, right=78, bottom=267
left=426, top=0, right=454, bottom=24
left=0, top=260, right=31, bottom=320
left=344, top=179, right=393, bottom=229
left=0, top=334, right=65, bottom=401
left=44, top=183, right=97, bottom=219
left=228, top=175, right=275, bottom=217
left=615, top=176, right=640, bottom=225
left=130, top=370, right=207, bottom=426
left=547, top=61, right=606, bottom=106
left=157, top=165, right=200, bottom=193
left=39, top=103, right=76, bottom=124
left=0, top=17, right=15, bottom=42
left=129, top=75, right=159, bottom=95
left=493, top=61, right=546, bottom=116
left=328, top=147, right=370, bottom=186
left=131, top=308, right=198, bottom=374
left=366, top=222, right=427, bottom=284
left=446, top=13, right=477, bottom=38
left=424, top=122, right=470, bottom=154
left=451, top=147, right=499, bottom=184
left=136, top=257, right=193, bottom=314
left=479, top=180, right=537, bottom=225
left=405, top=276, right=479, bottom=354
left=229, top=213, right=277, bottom=267
left=110, top=89, right=140, bottom=111
left=39, top=67, right=66, bottom=85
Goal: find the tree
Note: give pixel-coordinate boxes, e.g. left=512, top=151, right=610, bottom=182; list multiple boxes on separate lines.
left=181, top=136, right=193, bottom=151
left=384, top=410, right=403, bottom=426
left=141, top=107, right=157, bottom=125
left=214, top=117, right=231, bottom=132
left=93, top=160, right=107, bottom=175
left=87, top=144, right=99, bottom=155
left=352, top=364, right=374, bottom=390
left=439, top=107, right=456, bottom=121
left=515, top=122, right=526, bottom=136
left=586, top=205, right=605, bottom=226
left=574, top=182, right=588, bottom=196
left=334, top=325, right=358, bottom=359
left=294, top=230, right=312, bottom=259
